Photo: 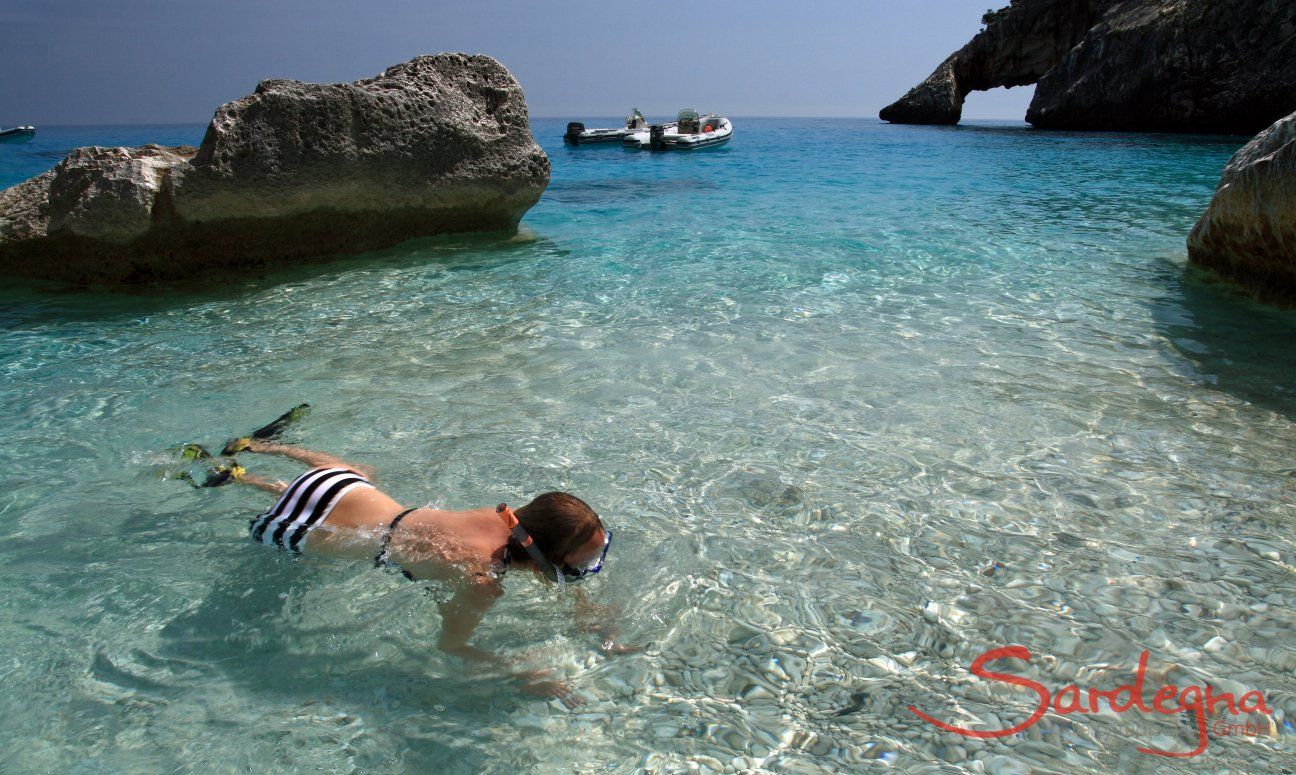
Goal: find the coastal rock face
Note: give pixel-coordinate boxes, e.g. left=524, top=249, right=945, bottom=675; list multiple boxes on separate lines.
left=0, top=53, right=549, bottom=283
left=46, top=145, right=197, bottom=242
left=880, top=0, right=1296, bottom=134
left=879, top=0, right=1103, bottom=126
left=174, top=55, right=548, bottom=224
left=0, top=170, right=57, bottom=243
left=1188, top=111, right=1296, bottom=301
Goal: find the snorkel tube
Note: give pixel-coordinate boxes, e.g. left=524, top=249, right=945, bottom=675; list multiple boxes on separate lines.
left=497, top=503, right=564, bottom=585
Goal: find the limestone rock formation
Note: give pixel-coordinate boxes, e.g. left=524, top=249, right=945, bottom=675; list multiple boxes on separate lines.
left=879, top=0, right=1102, bottom=126
left=0, top=170, right=57, bottom=244
left=1188, top=111, right=1296, bottom=302
left=880, top=0, right=1296, bottom=134
left=47, top=145, right=197, bottom=243
left=0, top=53, right=549, bottom=283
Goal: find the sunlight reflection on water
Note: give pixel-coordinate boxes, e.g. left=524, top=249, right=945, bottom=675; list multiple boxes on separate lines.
left=0, top=119, right=1293, bottom=773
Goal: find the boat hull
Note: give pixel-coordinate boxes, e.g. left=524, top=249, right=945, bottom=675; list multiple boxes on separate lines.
left=671, top=133, right=731, bottom=150
left=0, top=127, right=36, bottom=144
left=569, top=129, right=633, bottom=144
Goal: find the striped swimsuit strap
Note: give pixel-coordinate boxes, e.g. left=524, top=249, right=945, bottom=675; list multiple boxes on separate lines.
left=371, top=510, right=511, bottom=583
left=250, top=467, right=374, bottom=552
left=374, top=508, right=419, bottom=580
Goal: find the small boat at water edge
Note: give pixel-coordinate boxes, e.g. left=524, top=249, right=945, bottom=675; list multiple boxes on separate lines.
left=0, top=126, right=36, bottom=144
left=649, top=109, right=731, bottom=150
left=670, top=116, right=731, bottom=149
left=565, top=108, right=649, bottom=145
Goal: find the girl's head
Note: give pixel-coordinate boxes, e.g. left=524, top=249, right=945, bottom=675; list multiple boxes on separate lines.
left=510, top=491, right=608, bottom=575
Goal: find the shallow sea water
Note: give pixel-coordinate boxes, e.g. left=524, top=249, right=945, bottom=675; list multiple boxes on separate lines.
left=1, top=118, right=1295, bottom=773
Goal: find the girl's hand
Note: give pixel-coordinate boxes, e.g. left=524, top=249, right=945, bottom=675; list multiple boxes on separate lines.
left=600, top=640, right=647, bottom=655
left=519, top=669, right=584, bottom=708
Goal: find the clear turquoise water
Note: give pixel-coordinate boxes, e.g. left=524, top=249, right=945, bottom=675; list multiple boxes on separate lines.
left=2, top=119, right=1295, bottom=773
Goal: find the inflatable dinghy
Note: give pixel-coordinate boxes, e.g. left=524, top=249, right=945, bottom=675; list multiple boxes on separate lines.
left=650, top=109, right=731, bottom=150
left=565, top=108, right=649, bottom=145
left=0, top=126, right=36, bottom=144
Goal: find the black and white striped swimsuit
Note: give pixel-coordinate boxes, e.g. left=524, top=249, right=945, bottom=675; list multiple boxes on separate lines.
left=249, top=466, right=375, bottom=552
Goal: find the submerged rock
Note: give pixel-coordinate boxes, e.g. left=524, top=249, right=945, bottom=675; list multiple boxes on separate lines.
left=880, top=0, right=1296, bottom=134
left=0, top=53, right=549, bottom=283
left=1188, top=111, right=1296, bottom=302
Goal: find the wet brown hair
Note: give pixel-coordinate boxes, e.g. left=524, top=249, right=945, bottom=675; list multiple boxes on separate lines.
left=508, top=491, right=603, bottom=565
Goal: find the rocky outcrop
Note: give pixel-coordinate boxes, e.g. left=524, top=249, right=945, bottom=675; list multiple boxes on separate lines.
left=44, top=145, right=197, bottom=243
left=880, top=0, right=1296, bottom=134
left=0, top=170, right=57, bottom=243
left=0, top=53, right=548, bottom=283
left=1188, top=111, right=1296, bottom=302
left=879, top=0, right=1102, bottom=126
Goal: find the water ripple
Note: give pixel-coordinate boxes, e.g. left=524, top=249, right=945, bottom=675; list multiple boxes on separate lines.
left=0, top=119, right=1293, bottom=772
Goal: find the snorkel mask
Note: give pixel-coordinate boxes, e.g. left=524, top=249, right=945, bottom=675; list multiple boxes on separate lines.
left=496, top=503, right=611, bottom=585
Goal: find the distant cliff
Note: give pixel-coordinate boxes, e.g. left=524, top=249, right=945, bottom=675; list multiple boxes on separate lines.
left=880, top=0, right=1296, bottom=134
left=0, top=54, right=549, bottom=284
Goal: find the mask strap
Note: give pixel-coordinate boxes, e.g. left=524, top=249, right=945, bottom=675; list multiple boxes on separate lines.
left=497, top=503, right=561, bottom=582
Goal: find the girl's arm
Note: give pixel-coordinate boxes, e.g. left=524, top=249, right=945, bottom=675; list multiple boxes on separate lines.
left=436, top=576, right=581, bottom=704
left=436, top=576, right=505, bottom=663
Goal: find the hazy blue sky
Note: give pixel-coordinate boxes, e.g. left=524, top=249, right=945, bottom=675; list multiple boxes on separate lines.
left=2, top=0, right=1032, bottom=125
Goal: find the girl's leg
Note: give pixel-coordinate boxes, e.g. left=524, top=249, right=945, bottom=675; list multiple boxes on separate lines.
left=188, top=460, right=286, bottom=491
left=237, top=471, right=288, bottom=495
left=241, top=439, right=377, bottom=480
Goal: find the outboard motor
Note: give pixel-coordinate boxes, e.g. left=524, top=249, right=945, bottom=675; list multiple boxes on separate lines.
left=564, top=122, right=585, bottom=144
left=649, top=124, right=667, bottom=151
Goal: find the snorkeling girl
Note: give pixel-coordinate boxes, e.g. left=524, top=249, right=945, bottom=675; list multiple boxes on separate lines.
left=205, top=434, right=614, bottom=700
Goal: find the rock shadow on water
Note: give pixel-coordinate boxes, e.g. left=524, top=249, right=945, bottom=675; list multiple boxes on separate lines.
left=542, top=177, right=718, bottom=206
left=0, top=228, right=571, bottom=328
left=1152, top=265, right=1296, bottom=420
